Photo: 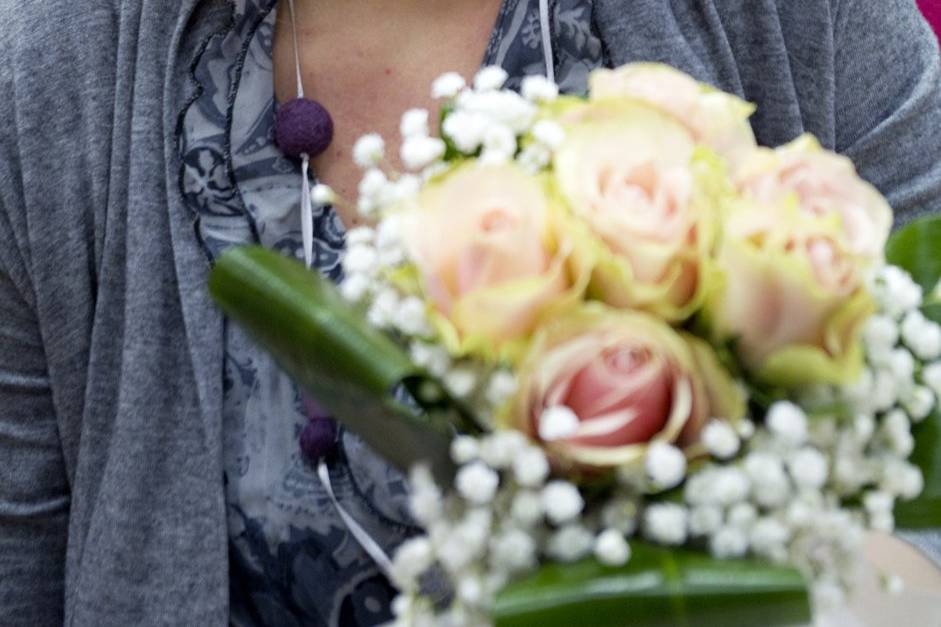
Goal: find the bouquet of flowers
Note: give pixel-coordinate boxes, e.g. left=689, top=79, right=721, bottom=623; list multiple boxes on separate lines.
left=210, top=63, right=941, bottom=626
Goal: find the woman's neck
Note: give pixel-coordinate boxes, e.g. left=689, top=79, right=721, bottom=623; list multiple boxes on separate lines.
left=273, top=0, right=504, bottom=225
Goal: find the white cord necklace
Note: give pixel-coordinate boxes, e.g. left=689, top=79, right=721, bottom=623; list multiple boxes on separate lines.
left=282, top=0, right=557, bottom=583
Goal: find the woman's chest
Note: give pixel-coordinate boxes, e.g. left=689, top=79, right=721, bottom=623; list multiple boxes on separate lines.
left=271, top=1, right=505, bottom=223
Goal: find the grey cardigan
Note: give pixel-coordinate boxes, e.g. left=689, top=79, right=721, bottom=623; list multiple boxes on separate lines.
left=1, top=1, right=939, bottom=625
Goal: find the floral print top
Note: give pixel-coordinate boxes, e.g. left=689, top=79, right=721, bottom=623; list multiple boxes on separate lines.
left=178, top=0, right=605, bottom=624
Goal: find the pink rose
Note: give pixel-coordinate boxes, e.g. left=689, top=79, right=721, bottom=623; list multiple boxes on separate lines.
left=512, top=305, right=743, bottom=473
left=706, top=136, right=890, bottom=386
left=588, top=63, right=757, bottom=170
left=736, top=135, right=892, bottom=260
left=400, top=163, right=583, bottom=357
left=553, top=99, right=722, bottom=321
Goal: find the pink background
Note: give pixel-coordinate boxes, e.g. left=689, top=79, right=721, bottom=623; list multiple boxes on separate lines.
left=919, top=0, right=941, bottom=41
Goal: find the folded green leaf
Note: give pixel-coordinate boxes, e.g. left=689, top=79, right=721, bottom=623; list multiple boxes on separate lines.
left=886, top=216, right=941, bottom=295
left=886, top=216, right=941, bottom=528
left=894, top=408, right=941, bottom=529
left=209, top=246, right=460, bottom=481
left=493, top=543, right=811, bottom=627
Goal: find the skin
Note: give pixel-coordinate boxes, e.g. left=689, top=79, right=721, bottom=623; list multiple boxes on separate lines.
left=273, top=0, right=504, bottom=226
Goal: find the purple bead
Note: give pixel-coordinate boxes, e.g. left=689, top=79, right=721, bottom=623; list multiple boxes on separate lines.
left=275, top=97, right=334, bottom=159
left=300, top=417, right=338, bottom=463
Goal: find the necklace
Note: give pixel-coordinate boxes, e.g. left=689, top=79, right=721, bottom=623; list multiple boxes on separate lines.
left=277, top=1, right=340, bottom=460
left=277, top=0, right=338, bottom=457
left=275, top=0, right=396, bottom=579
left=274, top=0, right=334, bottom=162
left=275, top=0, right=333, bottom=275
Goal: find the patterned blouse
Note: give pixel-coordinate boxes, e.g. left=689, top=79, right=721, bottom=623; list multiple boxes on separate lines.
left=178, top=1, right=605, bottom=624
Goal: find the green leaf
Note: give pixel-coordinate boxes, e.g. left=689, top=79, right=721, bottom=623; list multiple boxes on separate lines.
left=209, top=246, right=460, bottom=481
left=493, top=543, right=811, bottom=627
left=886, top=215, right=941, bottom=294
left=894, top=408, right=941, bottom=528
left=886, top=216, right=941, bottom=528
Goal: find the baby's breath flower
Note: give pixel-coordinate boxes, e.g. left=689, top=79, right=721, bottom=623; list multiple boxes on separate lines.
left=643, top=503, right=688, bottom=546
left=749, top=517, right=791, bottom=558
left=688, top=505, right=723, bottom=536
left=456, top=461, right=500, bottom=505
left=645, top=441, right=687, bottom=490
left=547, top=524, right=594, bottom=562
left=400, top=136, right=446, bottom=171
left=863, top=314, right=900, bottom=351
left=343, top=245, right=378, bottom=276
left=345, top=225, right=376, bottom=247
left=339, top=274, right=371, bottom=303
left=450, top=436, right=479, bottom=465
left=479, top=124, right=518, bottom=165
left=531, top=120, right=566, bottom=150
left=431, top=72, right=466, bottom=99
left=702, top=421, right=741, bottom=459
left=711, top=467, right=751, bottom=506
left=390, top=537, right=435, bottom=590
left=786, top=447, right=829, bottom=489
left=352, top=133, right=385, bottom=168
left=744, top=452, right=791, bottom=508
left=456, top=574, right=485, bottom=607
left=594, top=529, right=632, bottom=567
left=358, top=168, right=391, bottom=213
left=490, top=528, right=537, bottom=573
left=513, top=446, right=550, bottom=488
left=485, top=370, right=518, bottom=407
left=443, top=367, right=477, bottom=399
left=409, top=341, right=450, bottom=378
left=881, top=459, right=924, bottom=500
left=390, top=174, right=422, bottom=203
left=870, top=368, right=900, bottom=412
left=903, top=385, right=935, bottom=422
left=727, top=502, right=758, bottom=529
left=474, top=66, right=509, bottom=91
left=851, top=413, right=876, bottom=444
left=542, top=481, right=584, bottom=525
left=400, top=108, right=430, bottom=138
left=511, top=490, right=544, bottom=527
left=737, top=419, right=756, bottom=440
left=922, top=361, right=941, bottom=397
left=887, top=347, right=916, bottom=386
left=880, top=409, right=915, bottom=457
left=442, top=110, right=488, bottom=153
left=367, top=288, right=400, bottom=328
left=863, top=490, right=894, bottom=515
left=516, top=143, right=552, bottom=174
left=870, top=511, right=895, bottom=533
left=394, top=296, right=431, bottom=337
left=538, top=406, right=579, bottom=442
left=480, top=431, right=528, bottom=469
left=310, top=183, right=337, bottom=206
left=408, top=465, right=442, bottom=524
left=767, top=401, right=808, bottom=447
left=710, top=525, right=749, bottom=558
left=521, top=74, right=559, bottom=102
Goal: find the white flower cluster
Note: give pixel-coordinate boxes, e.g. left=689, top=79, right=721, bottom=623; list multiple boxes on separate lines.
left=389, top=430, right=634, bottom=627
left=630, top=265, right=931, bottom=609
left=387, top=264, right=932, bottom=624
left=437, top=67, right=562, bottom=171
left=348, top=66, right=561, bottom=224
